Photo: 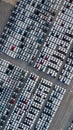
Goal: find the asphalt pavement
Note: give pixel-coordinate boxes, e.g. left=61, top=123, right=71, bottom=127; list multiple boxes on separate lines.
left=0, top=0, right=73, bottom=130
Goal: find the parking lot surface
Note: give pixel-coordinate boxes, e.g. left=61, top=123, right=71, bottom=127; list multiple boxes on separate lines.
left=0, top=0, right=73, bottom=130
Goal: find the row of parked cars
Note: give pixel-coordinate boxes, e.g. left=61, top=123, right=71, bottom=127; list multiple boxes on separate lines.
left=34, top=0, right=73, bottom=80
left=0, top=58, right=66, bottom=130
left=0, top=58, right=28, bottom=120
left=34, top=85, right=66, bottom=130
left=59, top=47, right=73, bottom=85
left=0, top=0, right=61, bottom=63
left=4, top=74, right=52, bottom=130
left=0, top=58, right=27, bottom=81
left=67, top=120, right=73, bottom=130
left=0, top=0, right=62, bottom=63
left=0, top=58, right=51, bottom=130
left=0, top=0, right=73, bottom=85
